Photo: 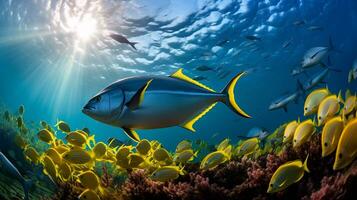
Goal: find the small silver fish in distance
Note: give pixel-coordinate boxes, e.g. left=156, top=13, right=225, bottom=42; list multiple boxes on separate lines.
left=83, top=68, right=251, bottom=142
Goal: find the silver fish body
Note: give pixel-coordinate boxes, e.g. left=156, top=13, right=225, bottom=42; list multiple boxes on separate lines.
left=83, top=70, right=250, bottom=141
left=302, top=47, right=329, bottom=68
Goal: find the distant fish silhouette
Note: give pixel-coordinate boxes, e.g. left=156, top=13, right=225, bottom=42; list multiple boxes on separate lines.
left=216, top=39, right=229, bottom=46
left=307, top=26, right=324, bottom=31
left=193, top=75, right=208, bottom=81
left=195, top=65, right=215, bottom=72
left=245, top=35, right=261, bottom=41
left=282, top=39, right=292, bottom=49
left=293, top=20, right=305, bottom=26
left=109, top=33, right=137, bottom=50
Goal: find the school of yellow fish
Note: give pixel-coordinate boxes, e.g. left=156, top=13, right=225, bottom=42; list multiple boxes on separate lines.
left=270, top=88, right=357, bottom=193
left=2, top=87, right=357, bottom=199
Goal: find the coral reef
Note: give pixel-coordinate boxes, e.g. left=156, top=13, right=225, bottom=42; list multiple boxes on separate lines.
left=120, top=134, right=356, bottom=200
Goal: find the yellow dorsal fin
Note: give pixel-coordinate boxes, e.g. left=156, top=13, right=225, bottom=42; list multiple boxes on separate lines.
left=181, top=103, right=217, bottom=132
left=170, top=68, right=215, bottom=92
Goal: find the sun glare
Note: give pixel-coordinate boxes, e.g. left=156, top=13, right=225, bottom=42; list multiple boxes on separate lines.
left=73, top=15, right=97, bottom=41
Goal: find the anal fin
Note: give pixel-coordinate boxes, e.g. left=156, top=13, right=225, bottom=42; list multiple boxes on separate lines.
left=122, top=127, right=140, bottom=142
left=181, top=103, right=217, bottom=132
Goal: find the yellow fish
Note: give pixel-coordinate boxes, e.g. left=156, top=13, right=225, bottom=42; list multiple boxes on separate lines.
left=82, top=127, right=91, bottom=135
left=175, top=140, right=192, bottom=153
left=116, top=156, right=130, bottom=169
left=18, top=105, right=25, bottom=115
left=217, top=138, right=230, bottom=151
left=136, top=139, right=151, bottom=155
left=333, top=118, right=357, bottom=170
left=101, top=150, right=117, bottom=163
left=66, top=131, right=94, bottom=148
left=128, top=153, right=146, bottom=168
left=321, top=116, right=344, bottom=157
left=343, top=92, right=356, bottom=116
left=40, top=121, right=48, bottom=129
left=14, top=134, right=28, bottom=149
left=54, top=144, right=70, bottom=154
left=304, top=88, right=329, bottom=116
left=153, top=148, right=171, bottom=162
left=267, top=156, right=309, bottom=193
left=93, top=142, right=107, bottom=159
left=235, top=137, right=259, bottom=157
left=63, top=147, right=93, bottom=165
left=200, top=151, right=229, bottom=170
left=78, top=189, right=101, bottom=200
left=55, top=120, right=71, bottom=133
left=37, top=129, right=56, bottom=144
left=283, top=120, right=299, bottom=143
left=23, top=146, right=40, bottom=165
left=116, top=146, right=133, bottom=158
left=173, top=149, right=197, bottom=163
left=150, top=166, right=184, bottom=182
left=293, top=119, right=316, bottom=148
left=45, top=148, right=62, bottom=166
left=17, top=116, right=23, bottom=128
left=317, top=92, right=343, bottom=126
left=3, top=110, right=11, bottom=121
left=42, top=155, right=58, bottom=181
left=77, top=170, right=101, bottom=191
left=58, top=162, right=72, bottom=181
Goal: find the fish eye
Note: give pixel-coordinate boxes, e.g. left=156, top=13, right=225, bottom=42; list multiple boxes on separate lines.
left=318, top=116, right=322, bottom=120
left=294, top=139, right=296, bottom=142
left=270, top=184, right=273, bottom=187
left=338, top=153, right=343, bottom=159
left=324, top=142, right=328, bottom=147
left=304, top=107, right=307, bottom=110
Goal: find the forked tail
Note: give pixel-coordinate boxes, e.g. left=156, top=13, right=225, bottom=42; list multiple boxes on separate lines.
left=220, top=72, right=251, bottom=118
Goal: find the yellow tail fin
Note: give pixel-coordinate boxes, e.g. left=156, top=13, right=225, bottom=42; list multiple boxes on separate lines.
left=221, top=72, right=251, bottom=118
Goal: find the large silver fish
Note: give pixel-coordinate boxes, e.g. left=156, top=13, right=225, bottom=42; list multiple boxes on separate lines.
left=269, top=81, right=304, bottom=112
left=301, top=38, right=335, bottom=68
left=0, top=152, right=32, bottom=200
left=83, top=69, right=251, bottom=141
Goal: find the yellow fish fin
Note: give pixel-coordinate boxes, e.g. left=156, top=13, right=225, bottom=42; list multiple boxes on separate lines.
left=86, top=135, right=95, bottom=149
left=303, top=154, right=310, bottom=173
left=170, top=68, right=215, bottom=92
left=122, top=127, right=140, bottom=142
left=337, top=90, right=344, bottom=103
left=278, top=179, right=288, bottom=188
left=221, top=72, right=251, bottom=118
left=181, top=102, right=218, bottom=132
left=126, top=79, right=153, bottom=110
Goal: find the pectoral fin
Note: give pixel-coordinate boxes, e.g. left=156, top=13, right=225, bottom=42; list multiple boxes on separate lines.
left=122, top=127, right=140, bottom=142
left=283, top=106, right=288, bottom=112
left=126, top=79, right=153, bottom=110
left=181, top=103, right=217, bottom=132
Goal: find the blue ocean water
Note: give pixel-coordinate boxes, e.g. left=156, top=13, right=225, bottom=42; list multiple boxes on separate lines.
left=0, top=0, right=356, bottom=150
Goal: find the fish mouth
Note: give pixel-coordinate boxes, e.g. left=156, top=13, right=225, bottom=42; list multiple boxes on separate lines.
left=82, top=105, right=94, bottom=114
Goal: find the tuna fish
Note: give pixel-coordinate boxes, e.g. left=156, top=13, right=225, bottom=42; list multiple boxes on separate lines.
left=301, top=38, right=335, bottom=68
left=83, top=69, right=251, bottom=141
